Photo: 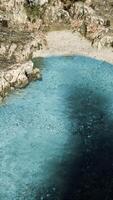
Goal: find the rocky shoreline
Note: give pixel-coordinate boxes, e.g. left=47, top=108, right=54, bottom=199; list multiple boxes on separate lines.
left=0, top=0, right=47, bottom=102
left=0, top=60, right=41, bottom=102
left=1, top=0, right=113, bottom=103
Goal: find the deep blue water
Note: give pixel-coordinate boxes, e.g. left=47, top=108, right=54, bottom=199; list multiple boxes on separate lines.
left=1, top=56, right=113, bottom=200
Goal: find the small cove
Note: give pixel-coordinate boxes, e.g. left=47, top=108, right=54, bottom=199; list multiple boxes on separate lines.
left=1, top=56, right=113, bottom=199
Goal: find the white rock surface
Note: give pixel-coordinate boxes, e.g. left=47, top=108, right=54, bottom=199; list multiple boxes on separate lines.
left=0, top=61, right=40, bottom=101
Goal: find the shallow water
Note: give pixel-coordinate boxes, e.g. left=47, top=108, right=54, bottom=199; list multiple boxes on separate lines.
left=1, top=56, right=113, bottom=200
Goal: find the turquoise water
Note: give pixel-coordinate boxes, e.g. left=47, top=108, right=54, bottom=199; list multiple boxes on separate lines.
left=1, top=56, right=113, bottom=199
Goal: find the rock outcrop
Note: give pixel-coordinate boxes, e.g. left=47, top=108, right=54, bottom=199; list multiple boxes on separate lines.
left=0, top=0, right=47, bottom=60
left=0, top=30, right=46, bottom=63
left=70, top=2, right=112, bottom=49
left=0, top=60, right=41, bottom=102
left=24, top=0, right=113, bottom=49
left=0, top=0, right=47, bottom=102
left=27, top=0, right=113, bottom=50
left=42, top=0, right=113, bottom=49
left=0, top=0, right=27, bottom=26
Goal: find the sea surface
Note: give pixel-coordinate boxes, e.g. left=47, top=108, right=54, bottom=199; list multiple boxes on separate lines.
left=1, top=56, right=113, bottom=200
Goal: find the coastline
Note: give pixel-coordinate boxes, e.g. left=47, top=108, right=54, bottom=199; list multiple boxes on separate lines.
left=33, top=30, right=113, bottom=65
left=1, top=29, right=113, bottom=103
left=0, top=61, right=41, bottom=103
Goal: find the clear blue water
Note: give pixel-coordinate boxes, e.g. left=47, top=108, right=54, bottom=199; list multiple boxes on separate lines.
left=1, top=56, right=113, bottom=200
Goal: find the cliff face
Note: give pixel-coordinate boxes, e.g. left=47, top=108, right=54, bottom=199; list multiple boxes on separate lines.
left=89, top=0, right=113, bottom=30
left=0, top=0, right=46, bottom=64
left=30, top=0, right=113, bottom=49
left=0, top=0, right=27, bottom=25
left=0, top=0, right=45, bottom=101
left=69, top=1, right=113, bottom=49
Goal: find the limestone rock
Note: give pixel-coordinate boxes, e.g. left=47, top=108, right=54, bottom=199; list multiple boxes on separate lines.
left=0, top=30, right=46, bottom=63
left=0, top=0, right=27, bottom=25
left=27, top=0, right=48, bottom=6
left=93, top=35, right=113, bottom=49
left=31, top=68, right=41, bottom=80
left=85, top=0, right=92, bottom=6
left=0, top=77, right=10, bottom=97
left=4, top=72, right=13, bottom=82
left=0, top=60, right=41, bottom=100
left=70, top=1, right=112, bottom=48
left=15, top=73, right=29, bottom=88
left=22, top=60, right=34, bottom=75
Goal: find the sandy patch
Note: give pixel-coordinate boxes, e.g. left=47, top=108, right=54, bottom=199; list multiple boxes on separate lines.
left=33, top=30, right=113, bottom=64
